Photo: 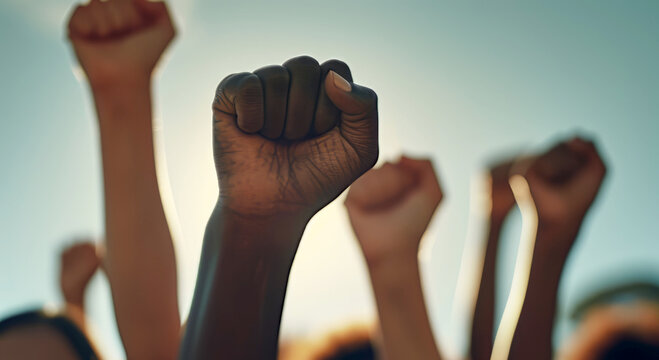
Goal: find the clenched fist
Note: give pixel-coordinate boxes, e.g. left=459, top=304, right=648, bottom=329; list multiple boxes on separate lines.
left=67, top=0, right=175, bottom=87
left=345, top=156, right=442, bottom=263
left=488, top=159, right=517, bottom=220
left=213, top=56, right=379, bottom=218
left=59, top=241, right=101, bottom=306
left=525, top=138, right=607, bottom=224
left=521, top=137, right=607, bottom=256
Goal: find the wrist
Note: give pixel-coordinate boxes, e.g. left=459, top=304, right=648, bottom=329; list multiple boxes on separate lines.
left=62, top=291, right=85, bottom=309
left=362, top=238, right=419, bottom=270
left=88, top=71, right=152, bottom=94
left=366, top=249, right=419, bottom=283
left=218, top=190, right=317, bottom=225
left=213, top=201, right=310, bottom=259
left=91, top=75, right=150, bottom=99
left=91, top=79, right=154, bottom=135
left=532, top=222, right=580, bottom=265
left=536, top=209, right=585, bottom=235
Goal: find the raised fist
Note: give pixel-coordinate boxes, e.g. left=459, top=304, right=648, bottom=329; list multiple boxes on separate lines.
left=523, top=137, right=607, bottom=235
left=213, top=56, right=379, bottom=218
left=345, top=156, right=442, bottom=263
left=487, top=159, right=517, bottom=220
left=59, top=240, right=102, bottom=306
left=67, top=0, right=175, bottom=87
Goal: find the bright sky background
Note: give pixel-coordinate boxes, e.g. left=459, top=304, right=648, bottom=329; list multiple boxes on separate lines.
left=1, top=1, right=657, bottom=359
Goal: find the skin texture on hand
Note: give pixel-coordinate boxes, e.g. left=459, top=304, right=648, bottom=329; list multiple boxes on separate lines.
left=500, top=137, right=607, bottom=360
left=212, top=56, right=379, bottom=218
left=179, top=56, right=379, bottom=360
left=66, top=1, right=180, bottom=359
left=470, top=159, right=517, bottom=360
left=345, top=156, right=443, bottom=360
left=68, top=0, right=175, bottom=88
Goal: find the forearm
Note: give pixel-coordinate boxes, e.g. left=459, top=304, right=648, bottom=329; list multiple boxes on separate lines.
left=507, top=225, right=577, bottom=360
left=180, top=203, right=307, bottom=360
left=368, top=253, right=441, bottom=360
left=470, top=218, right=504, bottom=360
left=63, top=303, right=88, bottom=333
left=93, top=79, right=180, bottom=359
left=63, top=305, right=103, bottom=360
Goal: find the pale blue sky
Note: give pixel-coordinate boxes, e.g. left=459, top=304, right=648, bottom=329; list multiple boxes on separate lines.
left=0, top=1, right=657, bottom=358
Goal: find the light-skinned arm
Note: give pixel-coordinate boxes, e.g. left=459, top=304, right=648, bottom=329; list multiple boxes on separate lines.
left=67, top=1, right=180, bottom=358
left=345, top=156, right=443, bottom=360
left=59, top=241, right=101, bottom=334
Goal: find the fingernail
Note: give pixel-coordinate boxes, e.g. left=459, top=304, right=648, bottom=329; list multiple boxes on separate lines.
left=330, top=70, right=352, bottom=92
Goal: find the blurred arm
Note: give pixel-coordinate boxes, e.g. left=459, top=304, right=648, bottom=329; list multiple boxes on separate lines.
left=470, top=162, right=516, bottom=360
left=470, top=218, right=505, bottom=360
left=496, top=137, right=606, bottom=360
left=67, top=0, right=181, bottom=357
left=505, top=225, right=577, bottom=360
left=347, top=157, right=443, bottom=360
left=368, top=252, right=442, bottom=360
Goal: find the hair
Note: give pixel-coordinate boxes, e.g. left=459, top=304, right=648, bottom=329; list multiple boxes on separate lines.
left=279, top=322, right=377, bottom=360
left=599, top=335, right=659, bottom=360
left=558, top=301, right=659, bottom=360
left=0, top=309, right=99, bottom=360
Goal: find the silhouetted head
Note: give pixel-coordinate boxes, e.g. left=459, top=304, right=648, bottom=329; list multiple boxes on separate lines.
left=280, top=323, right=377, bottom=360
left=559, top=280, right=659, bottom=360
left=598, top=335, right=659, bottom=360
left=0, top=310, right=99, bottom=360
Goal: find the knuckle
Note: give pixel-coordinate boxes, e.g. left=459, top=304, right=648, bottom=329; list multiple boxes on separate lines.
left=322, top=59, right=351, bottom=78
left=283, top=55, right=320, bottom=73
left=364, top=87, right=378, bottom=103
left=238, top=84, right=262, bottom=107
left=254, top=65, right=289, bottom=83
left=215, top=73, right=238, bottom=96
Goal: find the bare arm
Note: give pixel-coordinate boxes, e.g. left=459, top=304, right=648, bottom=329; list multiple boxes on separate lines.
left=179, top=206, right=307, bottom=359
left=506, top=225, right=576, bottom=359
left=179, top=56, right=379, bottom=359
left=67, top=1, right=179, bottom=358
left=369, top=256, right=441, bottom=360
left=495, top=138, right=607, bottom=360
left=470, top=161, right=516, bottom=360
left=470, top=219, right=505, bottom=360
left=59, top=241, right=102, bottom=356
left=346, top=157, right=443, bottom=360
left=95, top=81, right=180, bottom=359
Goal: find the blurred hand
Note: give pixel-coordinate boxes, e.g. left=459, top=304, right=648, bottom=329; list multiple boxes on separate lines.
left=67, top=0, right=175, bottom=87
left=488, top=160, right=517, bottom=220
left=59, top=241, right=101, bottom=306
left=345, top=157, right=442, bottom=263
left=213, top=56, right=378, bottom=218
left=523, top=137, right=607, bottom=249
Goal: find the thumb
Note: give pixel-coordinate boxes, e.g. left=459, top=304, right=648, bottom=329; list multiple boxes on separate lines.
left=325, top=71, right=379, bottom=166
